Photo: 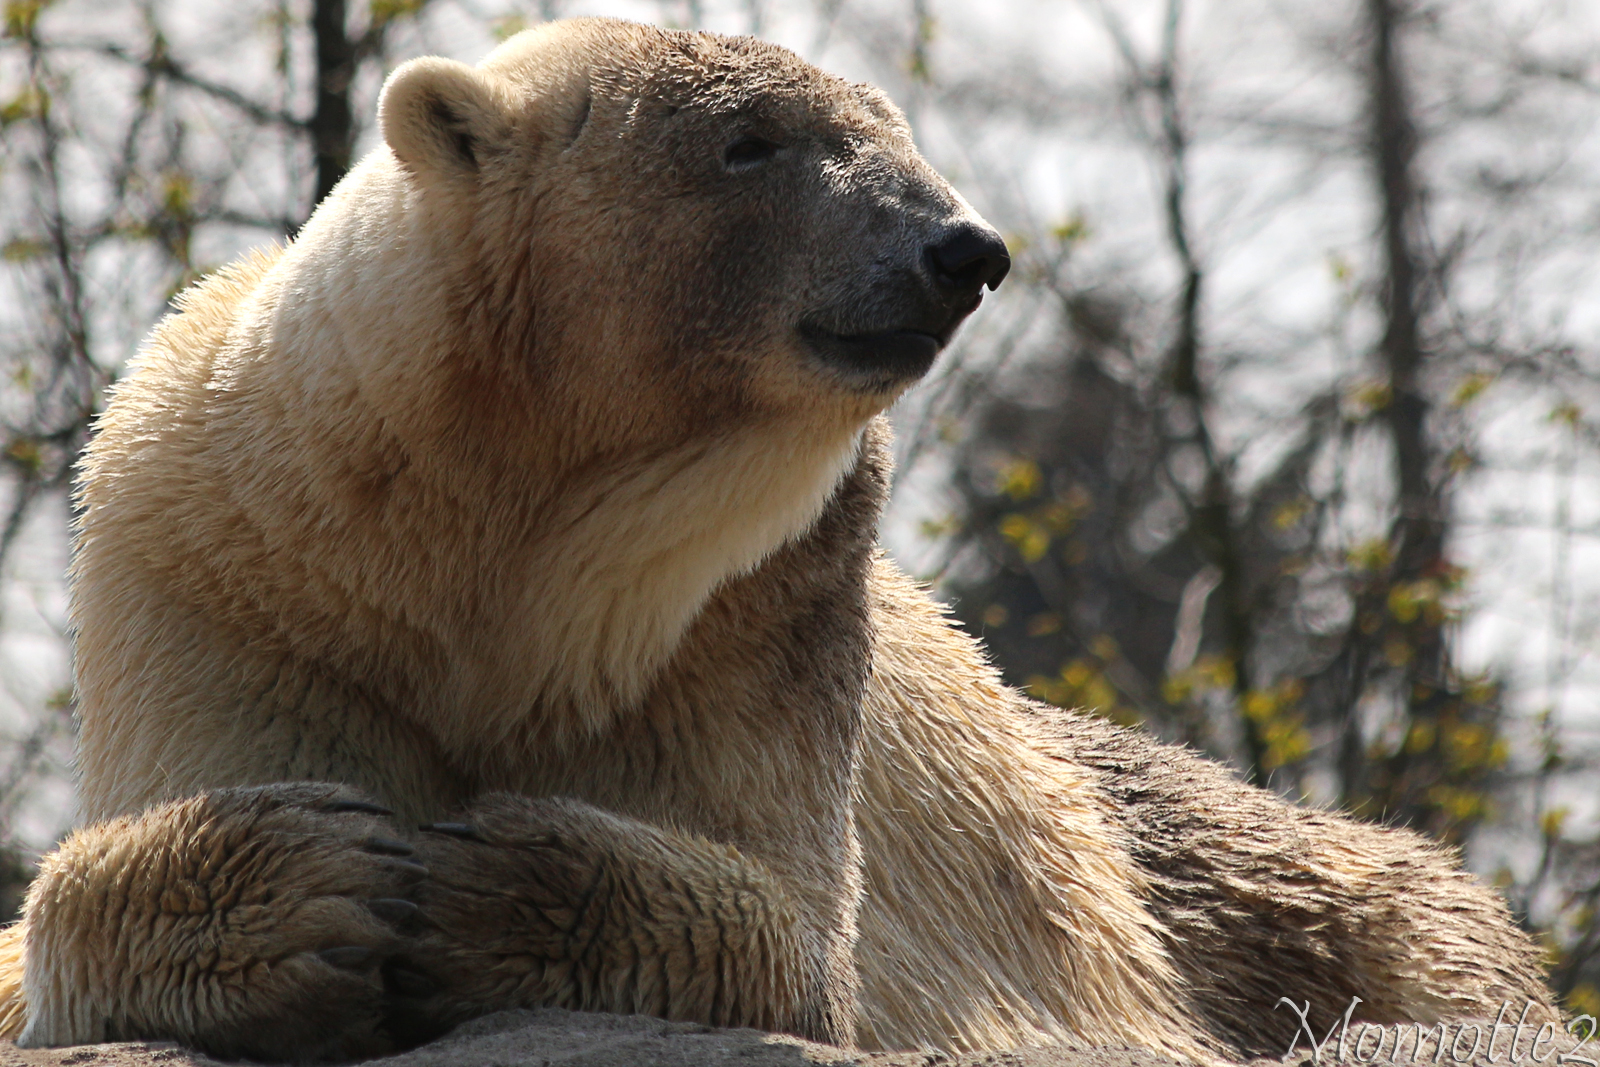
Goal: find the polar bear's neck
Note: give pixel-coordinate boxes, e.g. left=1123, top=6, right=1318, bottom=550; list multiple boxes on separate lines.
left=499, top=420, right=867, bottom=735
left=386, top=414, right=869, bottom=756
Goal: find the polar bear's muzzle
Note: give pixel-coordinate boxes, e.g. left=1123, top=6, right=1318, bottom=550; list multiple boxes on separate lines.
left=798, top=220, right=1010, bottom=391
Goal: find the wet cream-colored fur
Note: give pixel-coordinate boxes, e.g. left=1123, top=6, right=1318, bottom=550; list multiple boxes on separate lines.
left=0, top=16, right=1556, bottom=1065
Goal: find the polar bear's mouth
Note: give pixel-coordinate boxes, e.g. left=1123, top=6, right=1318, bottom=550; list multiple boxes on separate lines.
left=798, top=294, right=983, bottom=390
left=800, top=326, right=942, bottom=383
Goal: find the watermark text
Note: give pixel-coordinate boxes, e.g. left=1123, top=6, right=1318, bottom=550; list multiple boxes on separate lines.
left=1275, top=998, right=1596, bottom=1065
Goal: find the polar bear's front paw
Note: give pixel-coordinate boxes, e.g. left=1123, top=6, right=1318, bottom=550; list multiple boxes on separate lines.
left=391, top=794, right=638, bottom=1034
left=396, top=794, right=813, bottom=1039
left=21, top=783, right=440, bottom=1062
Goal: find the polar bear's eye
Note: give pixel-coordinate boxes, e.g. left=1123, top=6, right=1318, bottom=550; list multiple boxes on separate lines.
left=723, top=135, right=781, bottom=171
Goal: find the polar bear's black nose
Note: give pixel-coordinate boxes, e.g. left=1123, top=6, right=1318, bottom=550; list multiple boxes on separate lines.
left=928, top=225, right=1011, bottom=294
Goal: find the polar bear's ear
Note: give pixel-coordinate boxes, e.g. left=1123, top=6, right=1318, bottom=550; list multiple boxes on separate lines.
left=379, top=57, right=510, bottom=182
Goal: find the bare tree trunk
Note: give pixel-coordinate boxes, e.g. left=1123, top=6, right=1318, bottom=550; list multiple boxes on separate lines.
left=1338, top=0, right=1454, bottom=824
left=1371, top=0, right=1445, bottom=607
left=311, top=0, right=356, bottom=208
left=1149, top=0, right=1267, bottom=782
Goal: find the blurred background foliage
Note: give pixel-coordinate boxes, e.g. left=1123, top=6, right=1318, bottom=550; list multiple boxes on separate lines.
left=3, top=0, right=1600, bottom=1015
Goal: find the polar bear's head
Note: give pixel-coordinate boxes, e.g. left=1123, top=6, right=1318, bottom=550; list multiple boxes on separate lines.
left=375, top=18, right=1007, bottom=453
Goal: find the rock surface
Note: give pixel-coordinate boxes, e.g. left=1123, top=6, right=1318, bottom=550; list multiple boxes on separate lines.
left=0, top=1005, right=1569, bottom=1067
left=14, top=1007, right=1529, bottom=1067
left=0, top=1009, right=1196, bottom=1067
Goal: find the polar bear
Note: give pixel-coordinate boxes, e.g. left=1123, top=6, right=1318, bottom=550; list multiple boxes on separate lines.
left=0, top=16, right=1556, bottom=1065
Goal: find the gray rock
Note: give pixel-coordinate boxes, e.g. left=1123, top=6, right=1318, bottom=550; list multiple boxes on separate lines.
left=0, top=1010, right=1197, bottom=1067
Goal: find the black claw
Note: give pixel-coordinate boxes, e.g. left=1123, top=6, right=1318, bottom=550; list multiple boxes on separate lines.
left=367, top=898, right=421, bottom=926
left=383, top=963, right=442, bottom=998
left=420, top=822, right=486, bottom=842
left=320, top=945, right=378, bottom=971
left=384, top=859, right=431, bottom=880
left=363, top=836, right=416, bottom=857
left=323, top=799, right=395, bottom=816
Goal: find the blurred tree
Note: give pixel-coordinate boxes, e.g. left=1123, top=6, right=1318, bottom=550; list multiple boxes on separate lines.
left=0, top=0, right=448, bottom=919
left=933, top=0, right=1505, bottom=826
